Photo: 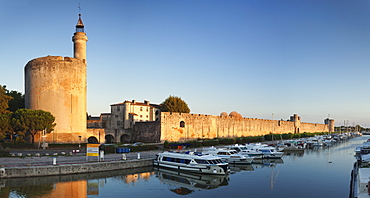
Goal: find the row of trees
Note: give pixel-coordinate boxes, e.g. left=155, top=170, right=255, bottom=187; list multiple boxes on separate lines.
left=0, top=85, right=56, bottom=144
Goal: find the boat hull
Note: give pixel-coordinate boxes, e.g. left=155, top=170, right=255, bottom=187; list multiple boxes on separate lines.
left=154, top=160, right=229, bottom=175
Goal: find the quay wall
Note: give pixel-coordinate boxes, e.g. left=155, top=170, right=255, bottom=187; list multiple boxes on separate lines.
left=160, top=112, right=330, bottom=142
left=0, top=159, right=153, bottom=178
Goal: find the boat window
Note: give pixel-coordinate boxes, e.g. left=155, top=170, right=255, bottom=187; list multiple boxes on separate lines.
left=194, top=159, right=209, bottom=164
left=164, top=157, right=172, bottom=162
left=185, top=159, right=191, bottom=164
left=208, top=160, right=217, bottom=164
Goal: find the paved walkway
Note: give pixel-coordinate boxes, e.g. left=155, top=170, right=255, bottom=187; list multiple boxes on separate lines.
left=0, top=141, right=280, bottom=167
left=0, top=149, right=160, bottom=167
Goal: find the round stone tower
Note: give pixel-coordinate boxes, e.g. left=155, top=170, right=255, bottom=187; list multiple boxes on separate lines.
left=24, top=14, right=88, bottom=143
left=72, top=14, right=88, bottom=62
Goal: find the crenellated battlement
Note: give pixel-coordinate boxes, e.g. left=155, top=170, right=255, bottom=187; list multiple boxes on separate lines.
left=160, top=112, right=331, bottom=142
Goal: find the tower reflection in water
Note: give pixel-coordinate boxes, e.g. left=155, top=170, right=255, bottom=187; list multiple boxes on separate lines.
left=0, top=167, right=154, bottom=198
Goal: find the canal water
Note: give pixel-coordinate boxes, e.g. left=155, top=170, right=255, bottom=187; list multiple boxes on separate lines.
left=2, top=135, right=366, bottom=198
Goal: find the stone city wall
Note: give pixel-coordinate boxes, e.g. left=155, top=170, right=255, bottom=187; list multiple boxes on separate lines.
left=132, top=121, right=161, bottom=143
left=160, top=112, right=329, bottom=142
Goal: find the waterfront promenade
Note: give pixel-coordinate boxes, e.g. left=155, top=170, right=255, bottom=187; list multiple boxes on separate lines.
left=0, top=149, right=159, bottom=167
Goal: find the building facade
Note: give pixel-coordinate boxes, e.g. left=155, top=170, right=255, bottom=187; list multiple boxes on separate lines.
left=87, top=100, right=161, bottom=143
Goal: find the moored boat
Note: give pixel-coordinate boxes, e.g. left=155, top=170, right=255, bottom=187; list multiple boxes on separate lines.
left=224, top=144, right=264, bottom=159
left=202, top=147, right=254, bottom=164
left=154, top=151, right=230, bottom=175
left=350, top=153, right=370, bottom=198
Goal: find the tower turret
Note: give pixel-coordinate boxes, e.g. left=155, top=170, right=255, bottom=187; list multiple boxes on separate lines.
left=72, top=14, right=88, bottom=61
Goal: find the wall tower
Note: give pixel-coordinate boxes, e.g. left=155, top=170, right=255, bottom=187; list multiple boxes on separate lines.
left=24, top=14, right=88, bottom=143
left=72, top=14, right=88, bottom=61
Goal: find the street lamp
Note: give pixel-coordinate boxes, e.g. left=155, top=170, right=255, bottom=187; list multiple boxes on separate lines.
left=78, top=136, right=82, bottom=147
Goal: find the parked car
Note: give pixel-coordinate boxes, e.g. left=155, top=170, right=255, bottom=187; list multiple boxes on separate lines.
left=133, top=142, right=144, bottom=146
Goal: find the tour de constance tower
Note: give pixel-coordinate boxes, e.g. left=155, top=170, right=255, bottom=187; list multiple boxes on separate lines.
left=24, top=14, right=88, bottom=143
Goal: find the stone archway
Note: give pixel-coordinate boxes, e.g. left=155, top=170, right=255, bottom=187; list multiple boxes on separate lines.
left=88, top=136, right=99, bottom=144
left=105, top=135, right=114, bottom=144
left=120, top=134, right=130, bottom=143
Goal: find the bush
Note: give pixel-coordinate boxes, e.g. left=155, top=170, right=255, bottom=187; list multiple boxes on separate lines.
left=202, top=139, right=219, bottom=146
left=219, top=138, right=236, bottom=145
left=281, top=133, right=293, bottom=139
left=100, top=144, right=117, bottom=154
left=0, top=150, right=10, bottom=157
left=164, top=141, right=169, bottom=148
left=128, top=145, right=158, bottom=152
left=1, top=143, right=34, bottom=149
left=48, top=143, right=87, bottom=149
left=185, top=141, right=202, bottom=148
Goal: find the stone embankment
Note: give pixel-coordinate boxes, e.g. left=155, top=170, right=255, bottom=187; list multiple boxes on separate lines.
left=0, top=150, right=158, bottom=178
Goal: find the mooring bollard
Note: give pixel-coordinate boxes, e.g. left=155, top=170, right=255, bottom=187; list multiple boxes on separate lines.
left=53, top=157, right=56, bottom=165
left=122, top=154, right=126, bottom=160
left=138, top=152, right=140, bottom=159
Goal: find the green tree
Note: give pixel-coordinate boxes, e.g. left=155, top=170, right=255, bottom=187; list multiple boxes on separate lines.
left=0, top=113, right=12, bottom=140
left=0, top=85, right=13, bottom=115
left=6, top=90, right=25, bottom=112
left=160, top=96, right=190, bottom=113
left=11, top=109, right=56, bottom=144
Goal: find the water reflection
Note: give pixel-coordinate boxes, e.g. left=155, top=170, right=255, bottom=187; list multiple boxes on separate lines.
left=229, top=164, right=254, bottom=172
left=283, top=150, right=305, bottom=157
left=154, top=167, right=229, bottom=195
left=0, top=166, right=154, bottom=198
left=1, top=137, right=364, bottom=198
left=252, top=158, right=284, bottom=165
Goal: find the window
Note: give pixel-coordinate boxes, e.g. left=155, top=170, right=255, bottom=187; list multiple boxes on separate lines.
left=146, top=107, right=148, bottom=112
left=180, top=121, right=185, bottom=128
left=146, top=115, right=148, bottom=118
left=140, top=107, right=143, bottom=111
left=115, top=115, right=118, bottom=118
left=140, top=115, right=143, bottom=118
left=117, top=106, right=120, bottom=111
left=194, top=159, right=209, bottom=164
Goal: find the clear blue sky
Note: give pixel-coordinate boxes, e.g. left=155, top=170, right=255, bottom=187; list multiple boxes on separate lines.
left=1, top=0, right=370, bottom=127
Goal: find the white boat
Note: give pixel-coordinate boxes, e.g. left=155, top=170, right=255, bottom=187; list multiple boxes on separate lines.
left=351, top=153, right=370, bottom=198
left=202, top=147, right=254, bottom=164
left=354, top=139, right=370, bottom=156
left=224, top=144, right=264, bottom=159
left=253, top=145, right=284, bottom=159
left=154, top=151, right=230, bottom=175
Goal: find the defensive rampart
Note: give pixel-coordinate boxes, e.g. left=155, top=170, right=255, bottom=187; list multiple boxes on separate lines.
left=160, top=112, right=330, bottom=142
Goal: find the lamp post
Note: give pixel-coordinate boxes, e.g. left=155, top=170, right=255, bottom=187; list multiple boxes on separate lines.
left=78, top=136, right=82, bottom=147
